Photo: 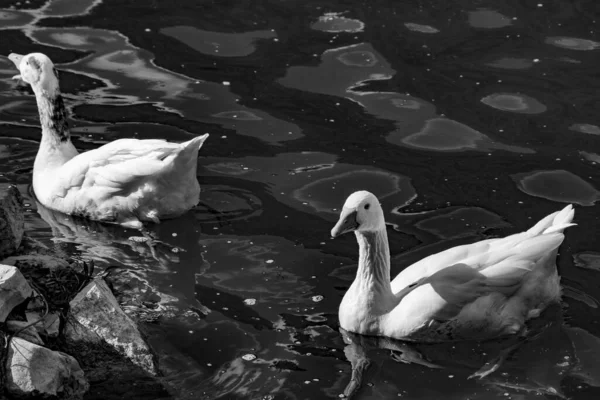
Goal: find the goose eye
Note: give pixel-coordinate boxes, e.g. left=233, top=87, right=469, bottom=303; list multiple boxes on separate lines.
left=364, top=203, right=371, bottom=210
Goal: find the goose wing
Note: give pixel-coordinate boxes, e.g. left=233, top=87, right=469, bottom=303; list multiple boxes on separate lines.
left=398, top=233, right=565, bottom=322
left=52, top=138, right=196, bottom=198
left=402, top=259, right=534, bottom=321
left=391, top=206, right=575, bottom=321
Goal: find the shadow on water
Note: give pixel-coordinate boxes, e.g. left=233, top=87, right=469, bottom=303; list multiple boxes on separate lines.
left=2, top=0, right=600, bottom=399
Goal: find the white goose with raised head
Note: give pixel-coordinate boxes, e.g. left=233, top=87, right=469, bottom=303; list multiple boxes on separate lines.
left=9, top=52, right=209, bottom=229
left=332, top=191, right=575, bottom=342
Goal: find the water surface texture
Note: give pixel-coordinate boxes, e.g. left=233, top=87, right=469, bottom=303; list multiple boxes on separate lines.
left=2, top=1, right=600, bottom=399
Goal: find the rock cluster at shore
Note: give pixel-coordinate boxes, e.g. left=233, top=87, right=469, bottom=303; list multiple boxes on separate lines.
left=0, top=185, right=162, bottom=399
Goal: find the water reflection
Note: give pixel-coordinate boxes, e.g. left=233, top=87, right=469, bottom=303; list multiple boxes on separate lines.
left=512, top=170, right=600, bottom=206
left=337, top=50, right=378, bottom=67
left=197, top=235, right=316, bottom=308
left=204, top=151, right=415, bottom=219
left=486, top=57, right=533, bottom=70
left=280, top=42, right=532, bottom=154
left=0, top=9, right=36, bottom=29
left=580, top=151, right=600, bottom=164
left=404, top=22, right=439, bottom=34
left=481, top=93, right=547, bottom=114
left=162, top=26, right=277, bottom=57
left=188, top=234, right=351, bottom=399
left=311, top=13, right=365, bottom=33
left=338, top=306, right=600, bottom=399
left=195, top=184, right=263, bottom=223
left=42, top=0, right=102, bottom=17
left=562, top=285, right=600, bottom=309
left=546, top=37, right=600, bottom=51
left=567, top=327, right=600, bottom=387
left=570, top=123, right=600, bottom=135
left=31, top=199, right=209, bottom=322
left=398, top=118, right=533, bottom=153
left=468, top=9, right=512, bottom=29
left=0, top=0, right=303, bottom=144
left=212, top=110, right=262, bottom=121
left=279, top=43, right=395, bottom=96
left=0, top=137, right=38, bottom=184
left=574, top=251, right=600, bottom=272
left=35, top=200, right=180, bottom=268
left=414, top=207, right=510, bottom=239
left=0, top=0, right=101, bottom=30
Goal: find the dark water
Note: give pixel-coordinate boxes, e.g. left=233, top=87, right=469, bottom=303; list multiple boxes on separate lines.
left=2, top=0, right=600, bottom=398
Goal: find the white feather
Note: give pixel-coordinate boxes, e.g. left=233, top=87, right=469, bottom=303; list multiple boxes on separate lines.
left=336, top=191, right=575, bottom=342
left=10, top=51, right=209, bottom=228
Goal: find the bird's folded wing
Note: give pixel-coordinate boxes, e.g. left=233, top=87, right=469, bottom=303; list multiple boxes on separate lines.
left=55, top=139, right=184, bottom=195
left=409, top=258, right=533, bottom=321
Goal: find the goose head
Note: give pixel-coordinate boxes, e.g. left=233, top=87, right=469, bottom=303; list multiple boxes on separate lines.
left=331, top=191, right=385, bottom=237
left=9, top=52, right=59, bottom=94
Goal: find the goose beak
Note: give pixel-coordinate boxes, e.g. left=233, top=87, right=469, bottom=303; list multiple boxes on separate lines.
left=8, top=53, right=23, bottom=80
left=331, top=209, right=359, bottom=238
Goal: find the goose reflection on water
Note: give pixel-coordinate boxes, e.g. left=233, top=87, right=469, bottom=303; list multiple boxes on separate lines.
left=34, top=198, right=180, bottom=268
left=339, top=304, right=600, bottom=399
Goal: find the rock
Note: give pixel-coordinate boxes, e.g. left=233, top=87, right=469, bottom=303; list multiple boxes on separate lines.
left=3, top=253, right=71, bottom=271
left=2, top=234, right=72, bottom=271
left=44, top=311, right=61, bottom=336
left=64, top=278, right=158, bottom=376
left=6, top=320, right=44, bottom=345
left=25, top=309, right=61, bottom=337
left=0, top=184, right=24, bottom=258
left=6, top=336, right=88, bottom=399
left=0, top=264, right=34, bottom=322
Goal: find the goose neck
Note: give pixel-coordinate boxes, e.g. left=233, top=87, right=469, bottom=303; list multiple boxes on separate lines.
left=33, top=86, right=71, bottom=146
left=355, top=229, right=392, bottom=295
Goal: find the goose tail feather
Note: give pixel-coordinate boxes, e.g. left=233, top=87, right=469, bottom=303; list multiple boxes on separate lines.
left=527, top=204, right=575, bottom=236
left=183, top=133, right=209, bottom=152
left=174, top=134, right=209, bottom=166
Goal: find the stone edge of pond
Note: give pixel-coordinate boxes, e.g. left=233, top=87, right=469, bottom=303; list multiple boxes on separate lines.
left=0, top=184, right=169, bottom=400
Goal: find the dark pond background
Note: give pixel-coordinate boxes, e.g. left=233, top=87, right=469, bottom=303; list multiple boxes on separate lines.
left=2, top=0, right=600, bottom=399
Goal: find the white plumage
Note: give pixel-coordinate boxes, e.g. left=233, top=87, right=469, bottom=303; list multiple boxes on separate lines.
left=332, top=190, right=575, bottom=342
left=9, top=52, right=208, bottom=229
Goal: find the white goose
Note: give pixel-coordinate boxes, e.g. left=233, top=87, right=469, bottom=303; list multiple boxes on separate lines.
left=331, top=191, right=575, bottom=342
left=9, top=52, right=208, bottom=229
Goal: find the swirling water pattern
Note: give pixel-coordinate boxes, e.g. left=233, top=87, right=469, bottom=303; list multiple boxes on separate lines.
left=2, top=0, right=600, bottom=399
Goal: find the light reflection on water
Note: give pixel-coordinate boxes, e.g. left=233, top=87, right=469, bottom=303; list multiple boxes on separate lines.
left=279, top=42, right=532, bottom=153
left=2, top=0, right=600, bottom=399
left=27, top=26, right=303, bottom=143
left=162, top=26, right=277, bottom=57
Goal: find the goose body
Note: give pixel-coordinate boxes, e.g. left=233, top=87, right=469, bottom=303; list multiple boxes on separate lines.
left=332, top=191, right=575, bottom=342
left=9, top=52, right=208, bottom=229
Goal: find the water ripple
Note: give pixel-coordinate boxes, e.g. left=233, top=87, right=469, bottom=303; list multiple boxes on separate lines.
left=481, top=93, right=547, bottom=114
left=404, top=22, right=439, bottom=34
left=468, top=9, right=512, bottom=29
left=512, top=169, right=600, bottom=206
left=280, top=42, right=532, bottom=153
left=546, top=37, right=600, bottom=51
left=0, top=0, right=303, bottom=144
left=162, top=26, right=277, bottom=57
left=311, top=12, right=364, bottom=33
left=397, top=117, right=533, bottom=153
left=204, top=151, right=415, bottom=218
